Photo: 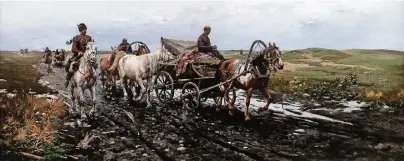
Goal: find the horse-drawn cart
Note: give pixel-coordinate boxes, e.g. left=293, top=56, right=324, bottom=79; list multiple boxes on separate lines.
left=153, top=37, right=268, bottom=109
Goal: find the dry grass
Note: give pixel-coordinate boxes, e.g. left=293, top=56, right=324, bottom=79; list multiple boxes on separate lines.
left=0, top=52, right=68, bottom=158
left=364, top=89, right=404, bottom=105
left=0, top=93, right=67, bottom=148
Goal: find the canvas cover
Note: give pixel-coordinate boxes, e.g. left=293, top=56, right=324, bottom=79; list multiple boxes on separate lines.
left=161, top=37, right=198, bottom=57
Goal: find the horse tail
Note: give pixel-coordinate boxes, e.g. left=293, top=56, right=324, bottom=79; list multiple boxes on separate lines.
left=215, top=59, right=226, bottom=84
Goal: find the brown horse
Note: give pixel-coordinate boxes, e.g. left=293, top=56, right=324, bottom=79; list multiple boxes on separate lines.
left=99, top=46, right=122, bottom=95
left=216, top=42, right=284, bottom=121
left=54, top=49, right=66, bottom=67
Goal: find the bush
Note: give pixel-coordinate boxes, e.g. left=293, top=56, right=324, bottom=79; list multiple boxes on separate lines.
left=0, top=93, right=67, bottom=154
left=270, top=70, right=361, bottom=100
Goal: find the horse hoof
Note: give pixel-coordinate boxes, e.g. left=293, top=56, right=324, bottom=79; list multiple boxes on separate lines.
left=245, top=116, right=251, bottom=121
left=216, top=108, right=221, bottom=112
left=228, top=110, right=235, bottom=116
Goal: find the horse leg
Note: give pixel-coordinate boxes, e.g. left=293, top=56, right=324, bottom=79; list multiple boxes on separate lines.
left=120, top=76, right=128, bottom=97
left=134, top=78, right=145, bottom=102
left=112, top=74, right=117, bottom=96
left=259, top=87, right=272, bottom=112
left=145, top=77, right=153, bottom=108
left=89, top=86, right=96, bottom=116
left=70, top=85, right=76, bottom=114
left=245, top=88, right=253, bottom=121
left=122, top=77, right=133, bottom=100
left=223, top=83, right=235, bottom=115
left=77, top=87, right=86, bottom=119
left=100, top=70, right=105, bottom=88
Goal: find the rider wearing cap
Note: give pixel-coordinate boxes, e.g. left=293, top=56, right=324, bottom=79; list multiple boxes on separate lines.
left=64, top=23, right=93, bottom=88
left=118, top=38, right=132, bottom=54
left=44, top=47, right=51, bottom=53
left=197, top=26, right=224, bottom=60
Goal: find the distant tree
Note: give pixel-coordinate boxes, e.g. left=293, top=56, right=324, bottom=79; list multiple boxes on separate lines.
left=24, top=48, right=28, bottom=53
left=20, top=49, right=24, bottom=54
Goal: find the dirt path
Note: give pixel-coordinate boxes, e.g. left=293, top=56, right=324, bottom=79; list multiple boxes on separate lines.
left=35, top=61, right=404, bottom=161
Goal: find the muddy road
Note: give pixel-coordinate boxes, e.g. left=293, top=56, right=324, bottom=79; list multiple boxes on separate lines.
left=35, top=60, right=404, bottom=161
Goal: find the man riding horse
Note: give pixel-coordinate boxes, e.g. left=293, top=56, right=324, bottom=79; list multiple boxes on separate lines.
left=43, top=47, right=52, bottom=59
left=197, top=26, right=224, bottom=60
left=64, top=23, right=94, bottom=88
left=118, top=38, right=133, bottom=54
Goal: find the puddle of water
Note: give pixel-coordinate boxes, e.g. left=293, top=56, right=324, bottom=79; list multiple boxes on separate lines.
left=157, top=89, right=353, bottom=125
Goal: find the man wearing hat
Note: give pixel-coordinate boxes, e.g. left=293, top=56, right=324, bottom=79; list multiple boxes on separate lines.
left=197, top=26, right=224, bottom=60
left=64, top=23, right=94, bottom=88
left=118, top=38, right=132, bottom=53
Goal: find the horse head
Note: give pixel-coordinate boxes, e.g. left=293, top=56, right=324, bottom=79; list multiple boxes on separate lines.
left=84, top=41, right=97, bottom=66
left=263, top=42, right=284, bottom=72
left=137, top=45, right=149, bottom=55
left=159, top=44, right=175, bottom=61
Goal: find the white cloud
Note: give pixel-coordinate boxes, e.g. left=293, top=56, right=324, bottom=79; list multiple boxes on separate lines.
left=0, top=0, right=403, bottom=51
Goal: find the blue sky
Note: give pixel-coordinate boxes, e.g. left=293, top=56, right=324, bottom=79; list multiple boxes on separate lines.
left=0, top=0, right=403, bottom=51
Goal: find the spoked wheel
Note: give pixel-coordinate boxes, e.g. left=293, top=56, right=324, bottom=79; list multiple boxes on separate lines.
left=245, top=40, right=268, bottom=71
left=154, top=71, right=174, bottom=104
left=213, top=85, right=237, bottom=107
left=181, top=82, right=200, bottom=109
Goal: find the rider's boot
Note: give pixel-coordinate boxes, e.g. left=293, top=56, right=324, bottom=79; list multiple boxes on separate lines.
left=64, top=71, right=73, bottom=88
left=65, top=58, right=73, bottom=72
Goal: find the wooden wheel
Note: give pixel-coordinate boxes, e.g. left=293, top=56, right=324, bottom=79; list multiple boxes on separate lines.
left=154, top=71, right=174, bottom=103
left=244, top=40, right=268, bottom=71
left=213, top=85, right=237, bottom=107
left=181, top=82, right=200, bottom=109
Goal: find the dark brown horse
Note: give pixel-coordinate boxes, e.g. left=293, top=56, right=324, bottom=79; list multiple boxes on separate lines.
left=54, top=49, right=66, bottom=67
left=216, top=42, right=284, bottom=121
left=134, top=44, right=149, bottom=56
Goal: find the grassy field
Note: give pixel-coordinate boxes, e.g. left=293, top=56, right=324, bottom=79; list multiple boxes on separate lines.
left=224, top=48, right=404, bottom=105
left=0, top=52, right=67, bottom=160
left=226, top=48, right=404, bottom=91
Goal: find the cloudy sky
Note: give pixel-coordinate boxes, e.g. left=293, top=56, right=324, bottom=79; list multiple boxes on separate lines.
left=0, top=0, right=403, bottom=51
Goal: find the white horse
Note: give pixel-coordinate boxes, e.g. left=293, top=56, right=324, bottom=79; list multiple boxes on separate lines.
left=69, top=41, right=98, bottom=119
left=118, top=45, right=175, bottom=107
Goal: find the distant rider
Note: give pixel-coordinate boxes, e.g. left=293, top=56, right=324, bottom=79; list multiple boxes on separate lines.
left=42, top=47, right=52, bottom=60
left=118, top=38, right=132, bottom=54
left=64, top=23, right=93, bottom=88
left=197, top=26, right=224, bottom=60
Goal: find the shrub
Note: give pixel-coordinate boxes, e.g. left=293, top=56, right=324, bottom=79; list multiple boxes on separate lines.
left=0, top=93, right=67, bottom=152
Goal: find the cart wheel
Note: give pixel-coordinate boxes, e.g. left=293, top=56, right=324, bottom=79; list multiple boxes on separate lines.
left=213, top=85, right=237, bottom=107
left=181, top=82, right=200, bottom=109
left=154, top=71, right=174, bottom=103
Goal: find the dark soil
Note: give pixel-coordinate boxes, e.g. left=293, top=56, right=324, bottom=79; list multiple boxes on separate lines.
left=4, top=60, right=404, bottom=161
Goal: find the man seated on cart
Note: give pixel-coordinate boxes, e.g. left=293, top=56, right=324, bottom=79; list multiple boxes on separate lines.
left=197, top=26, right=224, bottom=60
left=118, top=38, right=133, bottom=54
left=176, top=26, right=225, bottom=76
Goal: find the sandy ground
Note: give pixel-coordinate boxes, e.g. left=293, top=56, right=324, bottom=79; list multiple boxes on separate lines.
left=25, top=57, right=404, bottom=161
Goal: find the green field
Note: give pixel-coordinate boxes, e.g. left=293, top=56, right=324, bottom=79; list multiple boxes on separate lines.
left=224, top=48, right=404, bottom=93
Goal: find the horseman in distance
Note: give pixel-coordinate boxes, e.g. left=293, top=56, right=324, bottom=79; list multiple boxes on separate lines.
left=118, top=38, right=133, bottom=54
left=64, top=23, right=96, bottom=88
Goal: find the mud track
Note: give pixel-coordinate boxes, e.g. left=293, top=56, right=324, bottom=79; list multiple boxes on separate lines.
left=36, top=61, right=404, bottom=161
